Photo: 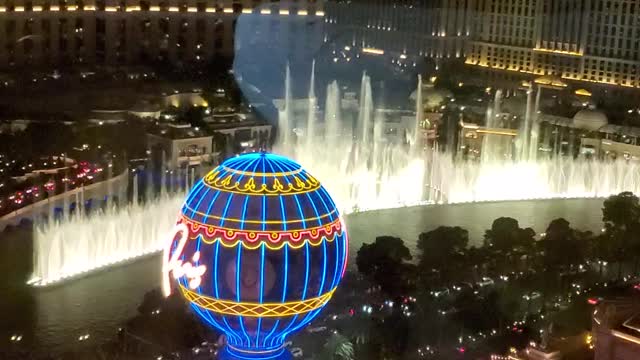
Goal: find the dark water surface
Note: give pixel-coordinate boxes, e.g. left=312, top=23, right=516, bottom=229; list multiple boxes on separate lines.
left=0, top=198, right=604, bottom=354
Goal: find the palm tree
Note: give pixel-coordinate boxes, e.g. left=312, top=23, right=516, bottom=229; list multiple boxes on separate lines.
left=320, top=332, right=355, bottom=360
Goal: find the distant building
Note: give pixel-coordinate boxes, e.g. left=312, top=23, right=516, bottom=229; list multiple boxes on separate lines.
left=163, top=92, right=208, bottom=109
left=146, top=123, right=213, bottom=169
left=459, top=120, right=518, bottom=159
left=540, top=110, right=640, bottom=159
left=0, top=0, right=325, bottom=69
left=324, top=0, right=471, bottom=60
left=204, top=112, right=271, bottom=153
left=324, top=0, right=640, bottom=91
left=458, top=106, right=640, bottom=161
left=593, top=298, right=640, bottom=360
left=491, top=330, right=589, bottom=360
left=466, top=0, right=640, bottom=89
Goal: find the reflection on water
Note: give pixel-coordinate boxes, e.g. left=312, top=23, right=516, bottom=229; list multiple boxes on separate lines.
left=0, top=198, right=604, bottom=354
left=33, top=256, right=162, bottom=349
left=347, top=198, right=605, bottom=255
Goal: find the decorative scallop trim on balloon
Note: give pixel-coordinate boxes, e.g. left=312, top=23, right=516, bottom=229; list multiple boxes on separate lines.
left=178, top=215, right=344, bottom=250
left=203, top=168, right=321, bottom=196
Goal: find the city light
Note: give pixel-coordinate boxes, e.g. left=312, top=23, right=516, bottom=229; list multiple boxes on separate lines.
left=362, top=47, right=385, bottom=55
left=533, top=47, right=583, bottom=56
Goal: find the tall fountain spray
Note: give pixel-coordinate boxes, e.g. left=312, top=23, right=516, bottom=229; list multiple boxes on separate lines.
left=160, top=151, right=167, bottom=196
left=518, top=84, right=534, bottom=160
left=358, top=73, right=373, bottom=144
left=413, top=75, right=424, bottom=154
left=306, top=60, right=317, bottom=147
left=274, top=66, right=640, bottom=210
left=480, top=89, right=505, bottom=163
left=275, top=71, right=426, bottom=211
left=493, top=89, right=503, bottom=115
left=30, top=174, right=185, bottom=287
left=278, top=65, right=293, bottom=146
left=132, top=172, right=139, bottom=205
left=324, top=81, right=341, bottom=149
left=528, top=87, right=543, bottom=161
left=63, top=176, right=69, bottom=219
left=146, top=151, right=153, bottom=202
left=30, top=193, right=183, bottom=286
left=106, top=161, right=113, bottom=207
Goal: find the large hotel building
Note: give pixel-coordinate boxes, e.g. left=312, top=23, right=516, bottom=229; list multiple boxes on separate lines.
left=465, top=0, right=640, bottom=89
left=0, top=0, right=324, bottom=68
left=0, top=0, right=638, bottom=88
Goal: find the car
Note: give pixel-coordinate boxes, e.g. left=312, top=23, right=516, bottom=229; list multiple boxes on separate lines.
left=523, top=291, right=541, bottom=301
left=306, top=326, right=327, bottom=333
left=291, top=347, right=304, bottom=358
left=588, top=297, right=604, bottom=305
left=430, top=287, right=450, bottom=298
left=438, top=307, right=459, bottom=316
left=476, top=277, right=495, bottom=287
left=452, top=282, right=473, bottom=292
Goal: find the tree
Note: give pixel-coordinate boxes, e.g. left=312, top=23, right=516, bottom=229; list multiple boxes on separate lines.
left=541, top=218, right=585, bottom=272
left=321, top=332, right=355, bottom=360
left=602, top=192, right=640, bottom=278
left=417, top=226, right=469, bottom=284
left=538, top=218, right=589, bottom=297
left=484, top=217, right=519, bottom=251
left=465, top=245, right=490, bottom=281
left=137, top=288, right=164, bottom=315
left=355, top=236, right=413, bottom=297
left=484, top=217, right=535, bottom=273
left=453, top=289, right=519, bottom=335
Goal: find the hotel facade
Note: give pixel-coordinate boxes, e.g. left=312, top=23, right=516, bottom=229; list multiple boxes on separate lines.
left=0, top=0, right=324, bottom=68
left=464, top=0, right=640, bottom=88
left=0, top=0, right=638, bottom=89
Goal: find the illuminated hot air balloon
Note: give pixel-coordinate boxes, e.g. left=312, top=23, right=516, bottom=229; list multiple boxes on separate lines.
left=164, top=152, right=348, bottom=359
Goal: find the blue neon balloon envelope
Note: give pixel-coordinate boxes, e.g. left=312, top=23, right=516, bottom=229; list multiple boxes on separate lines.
left=165, top=152, right=348, bottom=359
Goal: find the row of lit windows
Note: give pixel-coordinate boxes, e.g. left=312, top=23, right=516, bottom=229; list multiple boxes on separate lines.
left=0, top=17, right=236, bottom=34
left=0, top=49, right=229, bottom=67
left=328, top=4, right=469, bottom=35
left=468, top=45, right=640, bottom=83
left=0, top=3, right=324, bottom=16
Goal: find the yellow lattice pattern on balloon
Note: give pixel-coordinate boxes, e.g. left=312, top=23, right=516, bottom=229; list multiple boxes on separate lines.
left=179, top=285, right=335, bottom=317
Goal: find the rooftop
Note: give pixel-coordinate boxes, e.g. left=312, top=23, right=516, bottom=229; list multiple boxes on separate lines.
left=147, top=123, right=211, bottom=140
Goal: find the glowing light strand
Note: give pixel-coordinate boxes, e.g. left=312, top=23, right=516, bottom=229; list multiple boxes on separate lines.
left=181, top=206, right=337, bottom=225
left=203, top=168, right=320, bottom=196
left=256, top=243, right=266, bottom=344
